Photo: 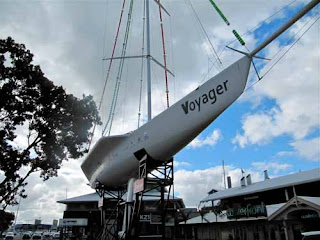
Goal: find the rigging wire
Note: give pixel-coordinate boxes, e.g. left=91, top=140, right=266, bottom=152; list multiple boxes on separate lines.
left=229, top=0, right=301, bottom=81
left=226, top=0, right=298, bottom=48
left=100, top=0, right=110, bottom=132
left=199, top=59, right=215, bottom=85
left=251, top=59, right=262, bottom=80
left=207, top=0, right=246, bottom=48
left=158, top=0, right=170, bottom=108
left=183, top=0, right=221, bottom=73
left=122, top=49, right=130, bottom=132
left=88, top=0, right=127, bottom=150
left=152, top=63, right=167, bottom=111
left=89, top=0, right=305, bottom=147
left=198, top=43, right=229, bottom=86
left=103, top=0, right=134, bottom=136
left=212, top=0, right=300, bottom=84
left=168, top=0, right=176, bottom=103
left=121, top=0, right=136, bottom=132
left=106, top=0, right=134, bottom=136
left=187, top=0, right=223, bottom=70
left=261, top=14, right=320, bottom=79
left=138, top=0, right=146, bottom=128
left=167, top=0, right=176, bottom=214
left=268, top=12, right=317, bottom=62
left=199, top=43, right=231, bottom=86
left=245, top=14, right=320, bottom=92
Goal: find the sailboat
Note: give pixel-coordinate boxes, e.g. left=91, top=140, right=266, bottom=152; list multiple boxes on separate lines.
left=81, top=0, right=319, bottom=189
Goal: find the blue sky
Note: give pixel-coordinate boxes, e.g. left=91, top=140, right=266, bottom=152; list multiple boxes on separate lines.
left=0, top=0, right=319, bottom=221
left=175, top=2, right=320, bottom=177
left=171, top=1, right=319, bottom=206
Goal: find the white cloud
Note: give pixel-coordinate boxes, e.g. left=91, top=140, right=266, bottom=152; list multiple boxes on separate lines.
left=174, top=165, right=263, bottom=206
left=175, top=160, right=299, bottom=206
left=275, top=151, right=295, bottom=157
left=291, top=137, right=320, bottom=161
left=188, top=129, right=222, bottom=149
left=233, top=15, right=320, bottom=149
left=7, top=160, right=94, bottom=224
left=0, top=0, right=315, bottom=222
left=232, top=111, right=277, bottom=147
left=174, top=161, right=191, bottom=168
left=251, top=161, right=292, bottom=174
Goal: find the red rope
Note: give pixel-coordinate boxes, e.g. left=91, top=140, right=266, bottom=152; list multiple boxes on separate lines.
left=88, top=0, right=127, bottom=150
left=158, top=0, right=170, bottom=108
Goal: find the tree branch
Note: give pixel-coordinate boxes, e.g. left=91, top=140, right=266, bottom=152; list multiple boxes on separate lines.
left=0, top=177, right=9, bottom=188
left=0, top=167, right=36, bottom=208
left=0, top=135, right=41, bottom=189
left=21, top=135, right=41, bottom=157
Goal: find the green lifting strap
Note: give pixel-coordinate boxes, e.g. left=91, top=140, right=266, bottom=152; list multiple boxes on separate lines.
left=208, top=0, right=230, bottom=25
left=232, top=30, right=246, bottom=45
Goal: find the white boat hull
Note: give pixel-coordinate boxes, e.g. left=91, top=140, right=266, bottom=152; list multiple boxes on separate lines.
left=81, top=56, right=251, bottom=188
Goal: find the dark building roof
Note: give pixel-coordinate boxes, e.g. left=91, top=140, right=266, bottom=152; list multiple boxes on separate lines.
left=201, top=168, right=320, bottom=202
left=58, top=189, right=183, bottom=206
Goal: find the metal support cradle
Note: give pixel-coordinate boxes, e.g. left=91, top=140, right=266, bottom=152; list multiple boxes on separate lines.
left=127, top=155, right=174, bottom=239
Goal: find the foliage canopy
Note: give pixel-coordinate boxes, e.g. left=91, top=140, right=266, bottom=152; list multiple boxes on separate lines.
left=0, top=37, right=101, bottom=208
left=0, top=210, right=14, bottom=234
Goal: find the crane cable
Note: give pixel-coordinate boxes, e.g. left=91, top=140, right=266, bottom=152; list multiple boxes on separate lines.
left=158, top=0, right=170, bottom=108
left=88, top=0, right=127, bottom=150
left=103, top=0, right=134, bottom=136
left=138, top=0, right=146, bottom=128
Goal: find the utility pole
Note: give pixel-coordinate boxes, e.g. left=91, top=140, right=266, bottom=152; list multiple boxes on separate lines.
left=222, top=160, right=226, bottom=189
left=146, top=0, right=152, bottom=121
left=14, top=196, right=22, bottom=231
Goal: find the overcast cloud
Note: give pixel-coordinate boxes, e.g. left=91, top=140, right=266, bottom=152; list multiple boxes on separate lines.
left=1, top=0, right=319, bottom=223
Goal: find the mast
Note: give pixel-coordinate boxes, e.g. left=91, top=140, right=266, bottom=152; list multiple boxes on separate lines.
left=146, top=0, right=152, bottom=121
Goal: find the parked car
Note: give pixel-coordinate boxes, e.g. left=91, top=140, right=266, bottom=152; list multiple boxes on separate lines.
left=31, top=233, right=42, bottom=240
left=22, top=233, right=31, bottom=239
left=42, top=232, right=52, bottom=240
left=52, top=233, right=60, bottom=239
left=5, top=232, right=14, bottom=240
left=302, top=231, right=320, bottom=240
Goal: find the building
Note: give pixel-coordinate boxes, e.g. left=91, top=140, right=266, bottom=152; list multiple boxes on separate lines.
left=179, top=168, right=320, bottom=240
left=13, top=223, right=52, bottom=233
left=57, top=192, right=103, bottom=239
left=57, top=189, right=186, bottom=239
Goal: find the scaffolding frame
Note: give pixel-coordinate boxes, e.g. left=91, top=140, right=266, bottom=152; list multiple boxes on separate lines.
left=96, top=185, right=126, bottom=240
left=127, top=155, right=174, bottom=239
